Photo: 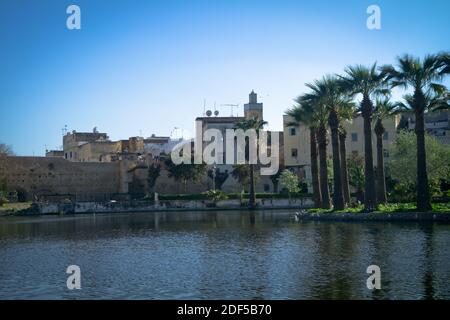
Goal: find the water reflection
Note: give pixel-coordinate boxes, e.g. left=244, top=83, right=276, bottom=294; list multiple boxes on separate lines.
left=0, top=211, right=449, bottom=299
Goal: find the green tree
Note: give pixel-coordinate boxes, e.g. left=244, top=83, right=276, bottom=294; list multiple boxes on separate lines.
left=381, top=53, right=449, bottom=210
left=147, top=163, right=161, bottom=193
left=279, top=169, right=300, bottom=203
left=234, top=117, right=267, bottom=208
left=231, top=164, right=260, bottom=193
left=389, top=130, right=450, bottom=201
left=164, top=157, right=206, bottom=193
left=0, top=143, right=13, bottom=206
left=347, top=154, right=365, bottom=203
left=207, top=168, right=229, bottom=190
left=339, top=63, right=389, bottom=211
left=373, top=97, right=400, bottom=204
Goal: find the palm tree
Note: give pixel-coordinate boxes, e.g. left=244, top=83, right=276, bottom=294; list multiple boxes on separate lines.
left=304, top=76, right=355, bottom=210
left=381, top=53, right=448, bottom=211
left=286, top=101, right=322, bottom=208
left=339, top=63, right=388, bottom=212
left=300, top=87, right=332, bottom=209
left=373, top=97, right=399, bottom=204
left=333, top=87, right=356, bottom=207
left=234, top=117, right=268, bottom=208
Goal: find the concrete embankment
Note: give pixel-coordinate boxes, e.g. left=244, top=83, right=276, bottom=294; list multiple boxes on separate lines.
left=25, top=198, right=314, bottom=215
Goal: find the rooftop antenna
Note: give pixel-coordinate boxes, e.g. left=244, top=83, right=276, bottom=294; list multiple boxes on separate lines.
left=61, top=124, right=68, bottom=136
left=221, top=104, right=239, bottom=117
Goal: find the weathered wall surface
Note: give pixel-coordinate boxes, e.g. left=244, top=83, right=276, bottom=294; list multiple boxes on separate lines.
left=34, top=197, right=314, bottom=214
left=4, top=156, right=279, bottom=201
left=4, top=156, right=121, bottom=201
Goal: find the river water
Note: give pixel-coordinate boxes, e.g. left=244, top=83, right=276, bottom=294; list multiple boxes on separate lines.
left=0, top=210, right=449, bottom=299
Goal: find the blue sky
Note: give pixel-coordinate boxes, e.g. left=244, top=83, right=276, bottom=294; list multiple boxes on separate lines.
left=0, top=0, right=449, bottom=155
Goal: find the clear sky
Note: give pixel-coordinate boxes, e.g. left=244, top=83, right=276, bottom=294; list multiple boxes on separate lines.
left=0, top=0, right=449, bottom=156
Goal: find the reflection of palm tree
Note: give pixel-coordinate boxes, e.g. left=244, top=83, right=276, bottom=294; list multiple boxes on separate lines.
left=382, top=53, right=449, bottom=210
left=234, top=117, right=267, bottom=208
left=418, top=224, right=435, bottom=300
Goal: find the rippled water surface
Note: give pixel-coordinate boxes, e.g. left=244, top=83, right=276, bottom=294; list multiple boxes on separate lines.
left=0, top=210, right=449, bottom=299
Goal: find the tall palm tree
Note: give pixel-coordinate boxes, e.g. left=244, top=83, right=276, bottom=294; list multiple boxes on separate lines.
left=381, top=53, right=448, bottom=211
left=286, top=100, right=322, bottom=208
left=338, top=126, right=350, bottom=205
left=305, top=76, right=355, bottom=210
left=373, top=97, right=399, bottom=204
left=337, top=100, right=357, bottom=207
left=234, top=117, right=268, bottom=208
left=300, top=82, right=333, bottom=209
left=339, top=63, right=388, bottom=212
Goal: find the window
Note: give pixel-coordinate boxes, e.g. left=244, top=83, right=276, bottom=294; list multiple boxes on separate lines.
left=352, top=150, right=359, bottom=157
left=70, top=151, right=73, bottom=159
left=289, top=127, right=297, bottom=136
left=64, top=153, right=68, bottom=159
left=351, top=133, right=358, bottom=142
left=383, top=149, right=389, bottom=158
left=291, top=148, right=298, bottom=157
left=264, top=184, right=270, bottom=192
left=383, top=132, right=389, bottom=140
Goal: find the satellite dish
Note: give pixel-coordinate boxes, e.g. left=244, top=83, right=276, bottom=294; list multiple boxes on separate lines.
left=206, top=110, right=212, bottom=117
left=214, top=110, right=219, bottom=116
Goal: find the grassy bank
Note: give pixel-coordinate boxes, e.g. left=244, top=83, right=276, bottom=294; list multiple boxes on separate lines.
left=307, top=202, right=450, bottom=214
left=0, top=202, right=33, bottom=215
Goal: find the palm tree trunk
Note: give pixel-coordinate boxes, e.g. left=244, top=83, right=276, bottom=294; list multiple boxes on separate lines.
left=317, top=123, right=331, bottom=209
left=339, top=128, right=351, bottom=205
left=249, top=164, right=256, bottom=208
left=329, top=110, right=345, bottom=210
left=375, top=119, right=387, bottom=204
left=361, top=94, right=376, bottom=212
left=310, top=127, right=322, bottom=208
left=414, top=103, right=432, bottom=211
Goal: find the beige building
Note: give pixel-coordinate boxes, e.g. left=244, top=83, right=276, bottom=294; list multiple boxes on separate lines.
left=402, top=110, right=450, bottom=145
left=6, top=91, right=285, bottom=201
left=283, top=114, right=401, bottom=185
left=194, top=91, right=283, bottom=193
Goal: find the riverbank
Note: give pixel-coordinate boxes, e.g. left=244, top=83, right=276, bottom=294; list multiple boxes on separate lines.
left=1, top=198, right=314, bottom=216
left=1, top=200, right=449, bottom=222
left=297, top=210, right=450, bottom=222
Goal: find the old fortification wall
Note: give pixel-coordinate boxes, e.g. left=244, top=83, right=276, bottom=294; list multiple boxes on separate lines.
left=4, top=156, right=121, bottom=201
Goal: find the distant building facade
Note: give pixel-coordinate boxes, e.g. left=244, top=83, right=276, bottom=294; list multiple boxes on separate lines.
left=402, top=110, right=450, bottom=145
left=6, top=91, right=284, bottom=200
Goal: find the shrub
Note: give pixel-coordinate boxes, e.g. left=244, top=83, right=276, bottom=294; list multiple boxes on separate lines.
left=202, top=190, right=228, bottom=202
left=0, top=196, right=8, bottom=207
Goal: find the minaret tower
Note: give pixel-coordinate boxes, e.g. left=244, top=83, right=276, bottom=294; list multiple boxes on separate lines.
left=244, top=90, right=263, bottom=120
